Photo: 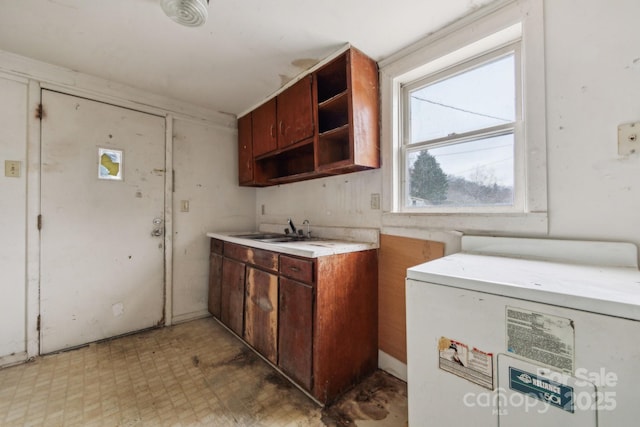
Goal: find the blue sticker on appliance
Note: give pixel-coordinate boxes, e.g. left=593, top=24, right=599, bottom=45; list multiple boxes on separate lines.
left=509, top=367, right=574, bottom=413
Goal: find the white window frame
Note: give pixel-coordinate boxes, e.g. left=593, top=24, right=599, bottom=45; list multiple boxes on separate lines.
left=380, top=0, right=548, bottom=234
left=401, top=43, right=523, bottom=213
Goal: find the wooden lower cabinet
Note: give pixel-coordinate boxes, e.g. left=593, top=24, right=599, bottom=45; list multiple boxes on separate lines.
left=208, top=238, right=378, bottom=404
left=244, top=266, right=278, bottom=364
left=220, top=257, right=245, bottom=337
left=312, top=250, right=378, bottom=403
left=207, top=252, right=223, bottom=318
left=278, top=277, right=313, bottom=390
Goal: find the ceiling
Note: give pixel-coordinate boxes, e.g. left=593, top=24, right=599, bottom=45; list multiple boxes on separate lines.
left=0, top=0, right=496, bottom=117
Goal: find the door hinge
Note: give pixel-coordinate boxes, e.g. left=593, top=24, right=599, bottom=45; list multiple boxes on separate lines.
left=37, top=315, right=41, bottom=331
left=37, top=214, right=42, bottom=230
left=36, top=103, right=44, bottom=120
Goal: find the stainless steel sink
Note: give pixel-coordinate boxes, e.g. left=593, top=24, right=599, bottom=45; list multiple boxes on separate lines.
left=230, top=232, right=323, bottom=243
left=257, top=237, right=298, bottom=243
left=230, top=233, right=287, bottom=240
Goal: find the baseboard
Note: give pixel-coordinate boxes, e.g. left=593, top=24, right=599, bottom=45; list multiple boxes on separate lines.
left=171, top=310, right=212, bottom=325
left=378, top=350, right=407, bottom=382
left=0, top=351, right=28, bottom=369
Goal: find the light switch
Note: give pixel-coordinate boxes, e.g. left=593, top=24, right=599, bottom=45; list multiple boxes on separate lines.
left=180, top=200, right=189, bottom=212
left=5, top=160, right=21, bottom=177
left=618, top=121, right=639, bottom=155
left=370, top=193, right=380, bottom=210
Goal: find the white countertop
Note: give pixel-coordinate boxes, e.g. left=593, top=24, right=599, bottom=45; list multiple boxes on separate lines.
left=206, top=230, right=378, bottom=258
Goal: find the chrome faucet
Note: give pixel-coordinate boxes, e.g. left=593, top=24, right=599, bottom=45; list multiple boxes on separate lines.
left=302, top=219, right=311, bottom=238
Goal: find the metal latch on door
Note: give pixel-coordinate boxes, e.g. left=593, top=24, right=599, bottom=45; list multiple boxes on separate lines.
left=151, top=218, right=164, bottom=237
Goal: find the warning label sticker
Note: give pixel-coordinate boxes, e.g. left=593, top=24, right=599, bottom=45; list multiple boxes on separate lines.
left=506, top=307, right=575, bottom=373
left=438, top=337, right=494, bottom=390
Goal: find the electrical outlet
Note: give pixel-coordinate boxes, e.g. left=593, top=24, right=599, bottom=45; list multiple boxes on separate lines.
left=370, top=193, right=380, bottom=210
left=180, top=200, right=189, bottom=212
left=618, top=121, right=639, bottom=155
left=261, top=204, right=265, bottom=215
left=5, top=160, right=21, bottom=177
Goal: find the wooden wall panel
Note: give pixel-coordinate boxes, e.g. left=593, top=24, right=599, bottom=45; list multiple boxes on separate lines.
left=378, top=234, right=445, bottom=363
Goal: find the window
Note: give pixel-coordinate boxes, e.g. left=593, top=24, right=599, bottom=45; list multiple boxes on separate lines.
left=380, top=0, right=547, bottom=234
left=402, top=45, right=521, bottom=211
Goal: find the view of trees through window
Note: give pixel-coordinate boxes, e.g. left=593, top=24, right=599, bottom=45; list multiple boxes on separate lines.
left=405, top=50, right=517, bottom=209
left=407, top=134, right=514, bottom=207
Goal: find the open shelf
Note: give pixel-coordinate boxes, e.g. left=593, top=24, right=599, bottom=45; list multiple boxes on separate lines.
left=268, top=170, right=329, bottom=185
left=316, top=54, right=347, bottom=103
left=255, top=142, right=315, bottom=184
left=317, top=125, right=351, bottom=167
left=318, top=92, right=349, bottom=133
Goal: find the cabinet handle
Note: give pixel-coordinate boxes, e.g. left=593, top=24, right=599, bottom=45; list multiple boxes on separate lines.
left=279, top=121, right=284, bottom=136
left=270, top=124, right=275, bottom=138
left=289, top=266, right=300, bottom=272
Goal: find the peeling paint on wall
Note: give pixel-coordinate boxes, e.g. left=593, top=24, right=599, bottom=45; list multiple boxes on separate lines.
left=291, top=58, right=318, bottom=70
left=112, top=302, right=124, bottom=317
left=625, top=57, right=640, bottom=70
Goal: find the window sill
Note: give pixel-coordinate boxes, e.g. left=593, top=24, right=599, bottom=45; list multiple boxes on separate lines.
left=381, top=211, right=548, bottom=235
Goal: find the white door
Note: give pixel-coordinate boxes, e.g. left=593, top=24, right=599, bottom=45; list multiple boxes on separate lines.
left=40, top=90, right=166, bottom=354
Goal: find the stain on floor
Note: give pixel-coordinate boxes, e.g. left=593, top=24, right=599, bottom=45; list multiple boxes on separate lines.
left=322, top=371, right=408, bottom=427
left=0, top=317, right=408, bottom=426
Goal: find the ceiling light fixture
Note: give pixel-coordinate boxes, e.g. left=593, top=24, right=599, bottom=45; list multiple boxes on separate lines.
left=161, top=0, right=209, bottom=27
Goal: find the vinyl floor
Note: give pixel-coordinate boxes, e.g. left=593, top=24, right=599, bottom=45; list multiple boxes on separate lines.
left=0, top=317, right=407, bottom=426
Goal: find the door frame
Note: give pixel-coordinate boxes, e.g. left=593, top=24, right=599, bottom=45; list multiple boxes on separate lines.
left=25, top=82, right=175, bottom=358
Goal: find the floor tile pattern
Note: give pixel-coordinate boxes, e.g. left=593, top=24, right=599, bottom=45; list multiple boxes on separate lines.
left=0, top=318, right=407, bottom=426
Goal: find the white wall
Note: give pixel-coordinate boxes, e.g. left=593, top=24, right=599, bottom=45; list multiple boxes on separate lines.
left=256, top=168, right=382, bottom=230
left=171, top=118, right=255, bottom=323
left=256, top=0, right=640, bottom=260
left=544, top=0, right=640, bottom=245
left=0, top=75, right=28, bottom=365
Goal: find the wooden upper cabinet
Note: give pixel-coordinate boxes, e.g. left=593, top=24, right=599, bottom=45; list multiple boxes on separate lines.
left=239, top=46, right=379, bottom=187
left=251, top=98, right=277, bottom=157
left=250, top=76, right=314, bottom=157
left=237, top=114, right=254, bottom=185
left=276, top=75, right=314, bottom=149
left=315, top=48, right=379, bottom=173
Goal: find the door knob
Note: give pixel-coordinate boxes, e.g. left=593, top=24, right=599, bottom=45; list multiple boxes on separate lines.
left=151, top=227, right=164, bottom=237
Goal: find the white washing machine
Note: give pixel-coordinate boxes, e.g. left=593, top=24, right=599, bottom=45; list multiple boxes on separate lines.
left=406, top=236, right=640, bottom=426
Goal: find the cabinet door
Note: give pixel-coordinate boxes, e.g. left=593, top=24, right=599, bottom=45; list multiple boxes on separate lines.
left=277, top=75, right=314, bottom=149
left=221, top=257, right=245, bottom=337
left=237, top=113, right=253, bottom=185
left=208, top=252, right=223, bottom=318
left=244, top=267, right=278, bottom=363
left=278, top=277, right=313, bottom=391
left=252, top=98, right=277, bottom=157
